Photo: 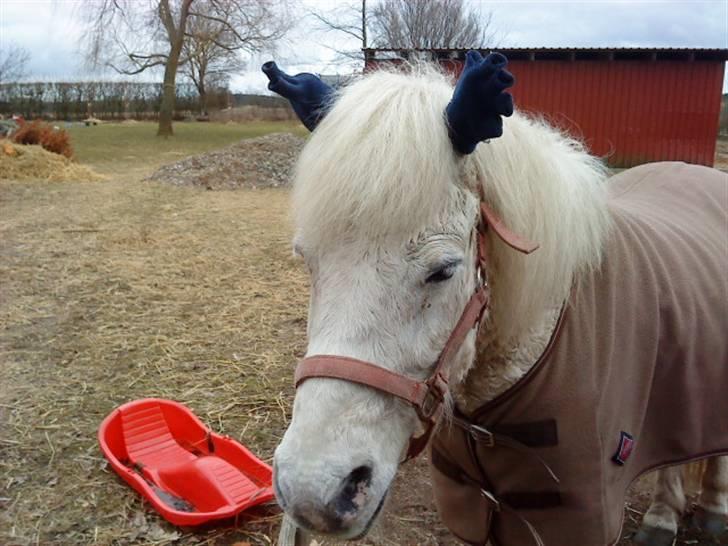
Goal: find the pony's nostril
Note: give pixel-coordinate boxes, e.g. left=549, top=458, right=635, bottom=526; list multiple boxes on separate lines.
left=334, top=465, right=373, bottom=519
left=346, top=465, right=372, bottom=488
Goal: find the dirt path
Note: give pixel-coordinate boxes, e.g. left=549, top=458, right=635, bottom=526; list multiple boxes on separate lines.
left=1, top=172, right=725, bottom=545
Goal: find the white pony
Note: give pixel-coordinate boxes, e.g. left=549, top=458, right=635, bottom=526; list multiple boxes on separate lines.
left=264, top=56, right=728, bottom=546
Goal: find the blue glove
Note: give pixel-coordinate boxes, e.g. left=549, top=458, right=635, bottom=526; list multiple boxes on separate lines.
left=446, top=51, right=515, bottom=154
left=262, top=61, right=334, bottom=132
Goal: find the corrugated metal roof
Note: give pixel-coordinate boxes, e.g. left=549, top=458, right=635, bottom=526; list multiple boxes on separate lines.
left=364, top=47, right=728, bottom=62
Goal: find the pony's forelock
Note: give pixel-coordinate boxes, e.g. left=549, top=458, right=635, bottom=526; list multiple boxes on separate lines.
left=292, top=64, right=464, bottom=245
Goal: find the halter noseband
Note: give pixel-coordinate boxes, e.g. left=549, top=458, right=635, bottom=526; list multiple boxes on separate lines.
left=294, top=202, right=537, bottom=461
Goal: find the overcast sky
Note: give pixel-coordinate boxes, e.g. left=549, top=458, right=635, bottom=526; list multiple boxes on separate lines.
left=1, top=0, right=726, bottom=92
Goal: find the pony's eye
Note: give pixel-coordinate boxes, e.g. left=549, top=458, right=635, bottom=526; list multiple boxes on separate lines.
left=425, top=261, right=460, bottom=284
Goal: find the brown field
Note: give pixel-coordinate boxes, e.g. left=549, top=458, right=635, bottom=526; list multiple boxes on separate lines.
left=1, top=124, right=725, bottom=545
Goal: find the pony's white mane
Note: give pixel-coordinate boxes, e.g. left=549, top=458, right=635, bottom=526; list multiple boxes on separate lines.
left=472, top=114, right=611, bottom=342
left=293, top=64, right=611, bottom=344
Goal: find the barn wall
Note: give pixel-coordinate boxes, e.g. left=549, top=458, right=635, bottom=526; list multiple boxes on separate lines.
left=366, top=57, right=725, bottom=168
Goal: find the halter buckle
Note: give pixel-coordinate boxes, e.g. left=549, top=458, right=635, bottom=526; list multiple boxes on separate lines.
left=417, top=374, right=447, bottom=421
left=419, top=389, right=440, bottom=420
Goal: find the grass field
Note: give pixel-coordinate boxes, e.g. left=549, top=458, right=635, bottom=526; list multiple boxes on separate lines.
left=66, top=121, right=307, bottom=175
left=1, top=123, right=723, bottom=546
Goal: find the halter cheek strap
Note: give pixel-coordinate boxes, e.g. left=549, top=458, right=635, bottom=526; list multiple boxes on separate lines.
left=293, top=203, right=537, bottom=461
left=480, top=202, right=539, bottom=254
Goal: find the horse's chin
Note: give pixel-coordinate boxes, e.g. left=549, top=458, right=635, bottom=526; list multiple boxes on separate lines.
left=297, top=488, right=389, bottom=541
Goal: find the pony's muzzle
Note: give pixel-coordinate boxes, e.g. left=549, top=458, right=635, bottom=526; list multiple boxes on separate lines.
left=275, top=463, right=374, bottom=535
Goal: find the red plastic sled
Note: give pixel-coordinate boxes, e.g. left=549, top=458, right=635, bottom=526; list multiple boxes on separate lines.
left=98, top=398, right=275, bottom=526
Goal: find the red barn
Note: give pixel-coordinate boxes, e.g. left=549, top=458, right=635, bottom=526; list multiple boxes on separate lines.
left=364, top=48, right=728, bottom=167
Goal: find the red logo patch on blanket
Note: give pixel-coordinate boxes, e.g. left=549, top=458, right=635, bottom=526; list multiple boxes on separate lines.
left=612, top=431, right=635, bottom=465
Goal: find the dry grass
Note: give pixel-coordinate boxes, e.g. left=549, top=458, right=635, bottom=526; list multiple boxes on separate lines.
left=0, top=177, right=308, bottom=545
left=715, top=136, right=728, bottom=172
left=0, top=141, right=103, bottom=182
left=0, top=161, right=456, bottom=546
left=0, top=122, right=461, bottom=546
left=209, top=106, right=296, bottom=124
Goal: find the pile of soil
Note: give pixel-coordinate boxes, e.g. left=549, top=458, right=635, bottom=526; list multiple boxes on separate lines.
left=0, top=140, right=103, bottom=182
left=147, top=132, right=305, bottom=190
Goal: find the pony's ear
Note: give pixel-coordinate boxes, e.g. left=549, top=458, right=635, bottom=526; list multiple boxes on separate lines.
left=262, top=61, right=335, bottom=132
left=446, top=51, right=515, bottom=155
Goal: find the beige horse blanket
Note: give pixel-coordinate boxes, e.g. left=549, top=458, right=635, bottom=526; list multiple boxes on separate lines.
left=431, top=162, right=728, bottom=546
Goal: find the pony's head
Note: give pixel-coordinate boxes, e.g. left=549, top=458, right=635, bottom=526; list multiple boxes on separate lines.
left=264, top=54, right=517, bottom=538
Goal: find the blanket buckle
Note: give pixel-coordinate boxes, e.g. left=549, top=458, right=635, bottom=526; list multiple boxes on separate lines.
left=470, top=424, right=495, bottom=447
left=480, top=489, right=501, bottom=512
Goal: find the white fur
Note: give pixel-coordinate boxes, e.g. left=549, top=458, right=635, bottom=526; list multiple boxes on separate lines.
left=274, top=65, right=612, bottom=539
left=639, top=456, right=728, bottom=541
left=699, top=456, right=728, bottom=516
left=641, top=466, right=687, bottom=534
left=470, top=114, right=610, bottom=345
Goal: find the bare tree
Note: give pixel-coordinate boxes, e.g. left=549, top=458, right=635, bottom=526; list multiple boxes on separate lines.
left=308, top=0, right=495, bottom=64
left=307, top=1, right=367, bottom=62
left=83, top=0, right=291, bottom=137
left=0, top=43, right=31, bottom=84
left=182, top=1, right=246, bottom=114
left=370, top=0, right=496, bottom=49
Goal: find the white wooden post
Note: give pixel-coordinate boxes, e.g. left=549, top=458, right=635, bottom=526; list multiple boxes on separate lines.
left=278, top=514, right=311, bottom=546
